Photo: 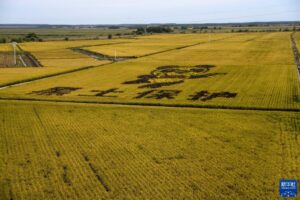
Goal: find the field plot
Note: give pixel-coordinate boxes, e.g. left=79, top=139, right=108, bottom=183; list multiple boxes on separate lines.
left=0, top=34, right=228, bottom=87
left=0, top=100, right=299, bottom=199
left=0, top=44, right=17, bottom=67
left=17, top=39, right=129, bottom=68
left=0, top=44, right=13, bottom=52
left=295, top=32, right=300, bottom=44
left=0, top=39, right=132, bottom=86
left=1, top=32, right=299, bottom=110
left=82, top=33, right=230, bottom=57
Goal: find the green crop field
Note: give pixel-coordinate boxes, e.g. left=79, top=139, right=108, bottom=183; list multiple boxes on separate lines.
left=0, top=31, right=300, bottom=199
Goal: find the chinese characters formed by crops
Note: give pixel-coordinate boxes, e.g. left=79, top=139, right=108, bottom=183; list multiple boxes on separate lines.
left=29, top=65, right=237, bottom=101
left=123, top=65, right=225, bottom=88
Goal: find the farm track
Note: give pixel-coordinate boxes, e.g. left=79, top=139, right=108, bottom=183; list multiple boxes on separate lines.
left=72, top=41, right=130, bottom=49
left=291, top=33, right=300, bottom=81
left=71, top=48, right=135, bottom=62
left=0, top=35, right=238, bottom=89
left=0, top=97, right=299, bottom=113
left=17, top=44, right=43, bottom=67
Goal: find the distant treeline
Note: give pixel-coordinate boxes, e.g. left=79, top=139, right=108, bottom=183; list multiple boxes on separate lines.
left=134, top=27, right=173, bottom=34
left=1, top=21, right=300, bottom=29
left=0, top=23, right=300, bottom=43
left=0, top=32, right=43, bottom=43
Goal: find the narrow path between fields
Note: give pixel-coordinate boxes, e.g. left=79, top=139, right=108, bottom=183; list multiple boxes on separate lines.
left=0, top=97, right=299, bottom=113
left=291, top=32, right=300, bottom=81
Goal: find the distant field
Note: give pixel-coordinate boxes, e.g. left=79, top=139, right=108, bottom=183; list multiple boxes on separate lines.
left=82, top=34, right=229, bottom=57
left=0, top=100, right=299, bottom=199
left=0, top=39, right=132, bottom=86
left=0, top=33, right=229, bottom=86
left=0, top=44, right=13, bottom=52
left=0, top=27, right=135, bottom=40
left=1, top=32, right=299, bottom=110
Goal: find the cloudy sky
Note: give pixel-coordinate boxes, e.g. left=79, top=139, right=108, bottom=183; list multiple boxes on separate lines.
left=1, top=0, right=300, bottom=24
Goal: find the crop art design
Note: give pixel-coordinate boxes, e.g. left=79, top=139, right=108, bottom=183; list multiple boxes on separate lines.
left=123, top=65, right=226, bottom=88
left=188, top=90, right=237, bottom=101
left=79, top=88, right=124, bottom=98
left=30, top=87, right=81, bottom=96
left=135, top=90, right=181, bottom=99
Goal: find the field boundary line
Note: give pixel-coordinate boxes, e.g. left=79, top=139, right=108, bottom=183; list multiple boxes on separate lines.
left=71, top=41, right=132, bottom=49
left=291, top=32, right=300, bottom=82
left=0, top=97, right=299, bottom=113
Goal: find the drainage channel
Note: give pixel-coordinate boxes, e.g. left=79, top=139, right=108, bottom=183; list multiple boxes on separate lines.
left=71, top=48, right=135, bottom=62
left=291, top=33, right=300, bottom=82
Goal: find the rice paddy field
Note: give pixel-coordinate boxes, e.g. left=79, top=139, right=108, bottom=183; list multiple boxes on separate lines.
left=0, top=32, right=300, bottom=199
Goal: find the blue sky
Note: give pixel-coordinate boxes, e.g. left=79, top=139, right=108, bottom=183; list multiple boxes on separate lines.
left=1, top=0, right=300, bottom=24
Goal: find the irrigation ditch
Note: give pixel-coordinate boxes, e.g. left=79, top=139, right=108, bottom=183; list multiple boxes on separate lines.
left=291, top=32, right=300, bottom=81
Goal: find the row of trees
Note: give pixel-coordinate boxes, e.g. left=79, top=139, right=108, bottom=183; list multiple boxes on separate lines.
left=0, top=33, right=42, bottom=43
left=135, top=26, right=173, bottom=35
left=0, top=27, right=299, bottom=43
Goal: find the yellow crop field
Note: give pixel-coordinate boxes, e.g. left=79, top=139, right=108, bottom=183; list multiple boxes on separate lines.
left=0, top=100, right=299, bottom=199
left=1, top=31, right=299, bottom=200
left=19, top=39, right=130, bottom=52
left=82, top=33, right=233, bottom=57
left=0, top=44, right=13, bottom=52
left=0, top=34, right=234, bottom=87
left=0, top=39, right=130, bottom=86
left=1, top=32, right=299, bottom=110
left=296, top=32, right=300, bottom=47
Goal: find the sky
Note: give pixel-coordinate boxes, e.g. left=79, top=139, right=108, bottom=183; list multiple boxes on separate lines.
left=0, top=0, right=300, bottom=24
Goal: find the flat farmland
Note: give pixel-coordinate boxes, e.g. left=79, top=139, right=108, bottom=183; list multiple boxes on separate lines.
left=1, top=31, right=300, bottom=200
left=0, top=100, right=299, bottom=199
left=0, top=39, right=130, bottom=86
left=0, top=44, right=16, bottom=67
left=82, top=33, right=232, bottom=57
left=1, top=32, right=299, bottom=110
left=0, top=34, right=228, bottom=87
